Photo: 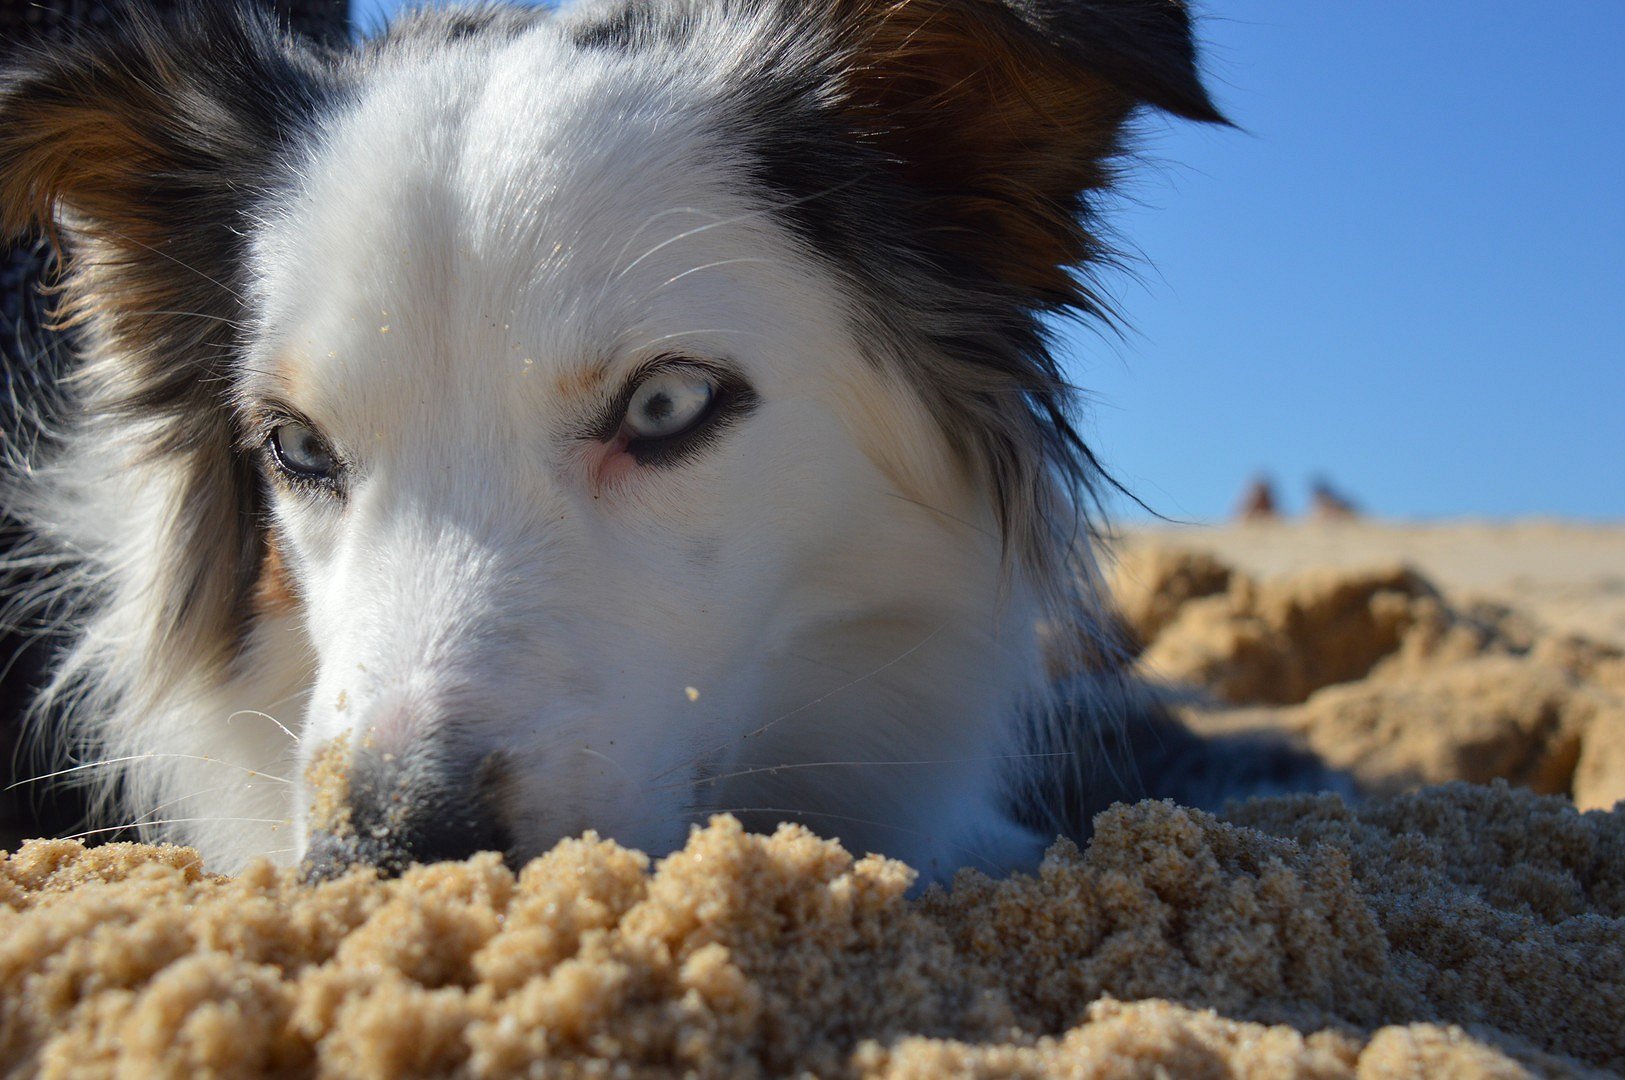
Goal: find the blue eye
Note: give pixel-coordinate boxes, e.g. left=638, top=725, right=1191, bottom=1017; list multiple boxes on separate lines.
left=268, top=422, right=338, bottom=481
left=623, top=369, right=716, bottom=440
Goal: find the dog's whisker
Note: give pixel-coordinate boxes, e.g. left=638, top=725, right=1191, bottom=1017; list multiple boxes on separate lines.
left=4, top=754, right=292, bottom=792
left=608, top=178, right=862, bottom=289
left=113, top=309, right=254, bottom=330
left=883, top=491, right=1000, bottom=540
left=650, top=256, right=781, bottom=293
left=577, top=746, right=635, bottom=785
left=608, top=209, right=732, bottom=285
left=741, top=624, right=947, bottom=742
left=226, top=710, right=301, bottom=745
left=591, top=206, right=724, bottom=312
left=621, top=327, right=769, bottom=351
left=613, top=206, right=724, bottom=269
left=99, top=227, right=247, bottom=302
left=60, top=816, right=292, bottom=842
left=680, top=752, right=1078, bottom=794
left=127, top=785, right=236, bottom=826
left=649, top=624, right=948, bottom=787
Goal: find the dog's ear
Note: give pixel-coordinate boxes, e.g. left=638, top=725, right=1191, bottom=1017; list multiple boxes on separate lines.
left=0, top=6, right=332, bottom=660
left=826, top=0, right=1224, bottom=302
left=0, top=5, right=327, bottom=348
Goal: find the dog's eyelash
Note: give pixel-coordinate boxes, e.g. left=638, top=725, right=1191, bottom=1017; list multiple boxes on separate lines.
left=241, top=405, right=304, bottom=451
left=590, top=357, right=760, bottom=466
left=626, top=380, right=759, bottom=467
left=244, top=406, right=347, bottom=495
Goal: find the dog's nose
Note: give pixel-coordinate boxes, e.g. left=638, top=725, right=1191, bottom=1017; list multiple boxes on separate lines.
left=302, top=746, right=512, bottom=881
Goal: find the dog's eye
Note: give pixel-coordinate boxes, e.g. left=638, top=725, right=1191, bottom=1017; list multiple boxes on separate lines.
left=267, top=422, right=338, bottom=482
left=623, top=369, right=716, bottom=440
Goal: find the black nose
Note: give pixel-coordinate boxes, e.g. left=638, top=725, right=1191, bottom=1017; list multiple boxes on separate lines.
left=302, top=747, right=512, bottom=882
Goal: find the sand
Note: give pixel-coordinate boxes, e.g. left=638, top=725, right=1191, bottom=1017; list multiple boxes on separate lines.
left=1111, top=523, right=1625, bottom=811
left=1121, top=520, right=1625, bottom=649
left=4, top=786, right=1621, bottom=1078
left=3, top=520, right=1623, bottom=1077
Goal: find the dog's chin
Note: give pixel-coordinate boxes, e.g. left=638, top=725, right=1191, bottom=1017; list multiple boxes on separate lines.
left=487, top=742, right=696, bottom=866
left=505, top=788, right=694, bottom=869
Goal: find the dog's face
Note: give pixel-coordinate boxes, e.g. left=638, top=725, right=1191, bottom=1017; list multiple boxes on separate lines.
left=250, top=34, right=1018, bottom=867
left=1, top=1, right=1220, bottom=877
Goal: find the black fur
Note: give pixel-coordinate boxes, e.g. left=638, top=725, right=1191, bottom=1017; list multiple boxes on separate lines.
left=1003, top=0, right=1226, bottom=122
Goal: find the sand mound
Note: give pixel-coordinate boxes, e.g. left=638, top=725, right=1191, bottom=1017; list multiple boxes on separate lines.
left=4, top=784, right=1621, bottom=1078
left=1112, top=544, right=1625, bottom=811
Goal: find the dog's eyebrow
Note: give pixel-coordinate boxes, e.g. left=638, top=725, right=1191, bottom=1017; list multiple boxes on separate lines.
left=231, top=352, right=306, bottom=420
left=550, top=361, right=610, bottom=402
left=232, top=396, right=322, bottom=451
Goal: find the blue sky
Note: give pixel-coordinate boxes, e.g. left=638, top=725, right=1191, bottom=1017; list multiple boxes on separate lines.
left=352, top=0, right=1624, bottom=522
left=1081, top=2, right=1625, bottom=522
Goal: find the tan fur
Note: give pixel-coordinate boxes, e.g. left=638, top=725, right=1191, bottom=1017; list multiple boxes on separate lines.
left=254, top=528, right=299, bottom=619
left=551, top=363, right=610, bottom=402
left=835, top=0, right=1132, bottom=302
left=0, top=93, right=170, bottom=249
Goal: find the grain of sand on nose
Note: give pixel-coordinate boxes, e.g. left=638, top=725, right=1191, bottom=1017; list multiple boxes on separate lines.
left=304, top=733, right=356, bottom=840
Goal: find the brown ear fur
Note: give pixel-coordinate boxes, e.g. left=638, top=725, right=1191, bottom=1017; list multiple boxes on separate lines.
left=0, top=5, right=331, bottom=663
left=831, top=0, right=1222, bottom=303
left=0, top=7, right=324, bottom=356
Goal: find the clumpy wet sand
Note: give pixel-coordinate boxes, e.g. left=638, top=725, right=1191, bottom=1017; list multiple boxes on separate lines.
left=3, top=785, right=1621, bottom=1077
left=5, top=521, right=1624, bottom=1077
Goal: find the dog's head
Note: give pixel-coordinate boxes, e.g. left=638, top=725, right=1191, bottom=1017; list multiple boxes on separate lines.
left=0, top=1, right=1220, bottom=876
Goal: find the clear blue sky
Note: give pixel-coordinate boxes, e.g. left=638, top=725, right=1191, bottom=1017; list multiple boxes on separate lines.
left=352, top=0, right=1625, bottom=523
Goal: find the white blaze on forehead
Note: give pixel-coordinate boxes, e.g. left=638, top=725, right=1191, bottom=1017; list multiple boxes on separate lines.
left=236, top=14, right=960, bottom=595
left=245, top=17, right=809, bottom=431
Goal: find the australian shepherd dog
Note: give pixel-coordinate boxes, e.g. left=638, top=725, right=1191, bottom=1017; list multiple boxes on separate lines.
left=0, top=0, right=1324, bottom=883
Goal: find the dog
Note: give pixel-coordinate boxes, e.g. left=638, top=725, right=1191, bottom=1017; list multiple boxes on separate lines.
left=1, top=0, right=1327, bottom=884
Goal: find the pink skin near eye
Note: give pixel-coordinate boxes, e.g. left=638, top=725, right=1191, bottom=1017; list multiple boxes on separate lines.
left=578, top=368, right=718, bottom=495
left=585, top=431, right=639, bottom=496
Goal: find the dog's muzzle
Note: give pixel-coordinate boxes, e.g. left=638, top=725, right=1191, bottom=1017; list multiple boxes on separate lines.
left=301, top=745, right=512, bottom=881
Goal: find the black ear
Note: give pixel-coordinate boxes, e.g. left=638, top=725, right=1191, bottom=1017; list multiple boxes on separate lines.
left=816, top=0, right=1226, bottom=302
left=1002, top=0, right=1227, bottom=123
left=0, top=4, right=336, bottom=652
